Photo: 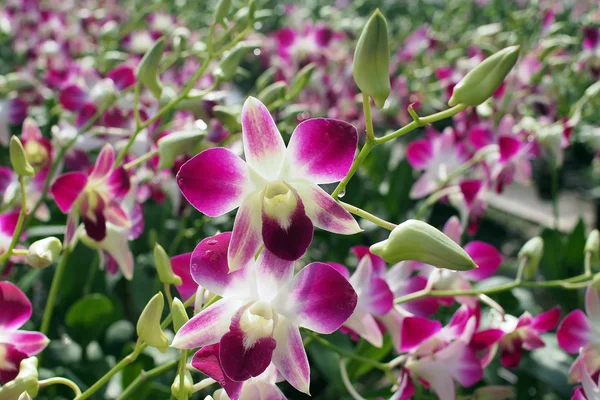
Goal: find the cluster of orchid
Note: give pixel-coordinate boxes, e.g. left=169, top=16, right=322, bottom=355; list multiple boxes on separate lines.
left=0, top=0, right=599, bottom=400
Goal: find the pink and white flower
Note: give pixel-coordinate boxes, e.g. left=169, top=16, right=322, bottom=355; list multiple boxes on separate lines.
left=177, top=97, right=361, bottom=271
left=573, top=356, right=600, bottom=400
left=0, top=281, right=49, bottom=383
left=558, top=286, right=600, bottom=381
left=50, top=143, right=131, bottom=243
left=171, top=232, right=357, bottom=395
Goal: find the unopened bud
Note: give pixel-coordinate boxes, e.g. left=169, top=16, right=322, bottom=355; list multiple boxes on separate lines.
left=172, top=298, right=189, bottom=333
left=171, top=370, right=193, bottom=398
left=27, top=237, right=62, bottom=269
left=449, top=46, right=520, bottom=106
left=0, top=357, right=39, bottom=400
left=257, top=81, right=286, bottom=107
left=518, top=236, right=544, bottom=280
left=1, top=73, right=34, bottom=93
left=586, top=229, right=600, bottom=265
left=136, top=38, right=165, bottom=98
left=369, top=219, right=477, bottom=271
left=18, top=392, right=32, bottom=400
left=157, top=130, right=205, bottom=170
left=136, top=292, right=168, bottom=352
left=214, top=43, right=257, bottom=81
left=287, top=63, right=316, bottom=101
left=154, top=243, right=184, bottom=285
left=214, top=0, right=232, bottom=27
left=352, top=9, right=390, bottom=109
left=10, top=136, right=34, bottom=177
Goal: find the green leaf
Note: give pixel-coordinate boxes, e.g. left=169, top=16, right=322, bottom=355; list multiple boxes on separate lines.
left=66, top=294, right=116, bottom=344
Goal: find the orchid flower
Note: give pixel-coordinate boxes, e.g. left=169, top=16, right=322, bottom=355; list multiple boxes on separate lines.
left=193, top=346, right=286, bottom=400
left=0, top=212, right=20, bottom=261
left=0, top=282, right=49, bottom=383
left=334, top=247, right=441, bottom=352
left=558, top=286, right=600, bottom=381
left=406, top=126, right=468, bottom=199
left=274, top=23, right=339, bottom=67
left=171, top=232, right=357, bottom=395
left=0, top=167, right=50, bottom=222
left=177, top=97, right=361, bottom=271
left=51, top=143, right=131, bottom=244
left=573, top=356, right=600, bottom=400
left=0, top=98, right=27, bottom=147
left=495, top=307, right=560, bottom=368
left=19, top=118, right=53, bottom=172
left=171, top=252, right=207, bottom=314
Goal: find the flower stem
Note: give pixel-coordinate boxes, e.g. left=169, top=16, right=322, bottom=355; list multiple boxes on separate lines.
left=332, top=141, right=374, bottom=199
left=340, top=201, right=396, bottom=231
left=117, top=359, right=178, bottom=400
left=192, top=378, right=216, bottom=393
left=40, top=246, right=72, bottom=336
left=362, top=93, right=375, bottom=143
left=178, top=350, right=188, bottom=400
left=340, top=358, right=366, bottom=400
left=0, top=176, right=27, bottom=273
left=39, top=377, right=82, bottom=397
left=551, top=166, right=560, bottom=229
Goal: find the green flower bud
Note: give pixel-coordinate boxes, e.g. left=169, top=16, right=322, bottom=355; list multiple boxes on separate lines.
left=449, top=45, right=520, bottom=107
left=214, top=0, right=232, bottom=27
left=136, top=37, right=165, bottom=98
left=154, top=243, right=183, bottom=285
left=586, top=229, right=600, bottom=265
left=18, top=392, right=32, bottom=400
left=287, top=63, right=316, bottom=101
left=518, top=236, right=544, bottom=280
left=213, top=105, right=241, bottom=133
left=27, top=237, right=62, bottom=269
left=157, top=130, right=205, bottom=170
left=10, top=136, right=35, bottom=177
left=172, top=298, right=189, bottom=333
left=1, top=73, right=34, bottom=93
left=257, top=81, right=286, bottom=107
left=0, top=357, right=39, bottom=400
left=369, top=220, right=477, bottom=271
left=171, top=370, right=194, bottom=398
left=214, top=43, right=258, bottom=82
left=136, top=292, right=168, bottom=352
left=352, top=9, right=390, bottom=109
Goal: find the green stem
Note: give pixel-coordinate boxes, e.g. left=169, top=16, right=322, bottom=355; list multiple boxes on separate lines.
left=39, top=377, right=82, bottom=397
left=362, top=93, right=375, bottom=143
left=331, top=141, right=374, bottom=199
left=0, top=176, right=27, bottom=274
left=76, top=341, right=146, bottom=400
left=117, top=359, right=178, bottom=400
left=414, top=186, right=460, bottom=220
left=340, top=201, right=396, bottom=231
left=133, top=83, right=142, bottom=129
left=178, top=350, right=188, bottom=400
left=551, top=166, right=560, bottom=229
left=164, top=283, right=174, bottom=310
left=584, top=252, right=593, bottom=277
left=40, top=246, right=72, bottom=335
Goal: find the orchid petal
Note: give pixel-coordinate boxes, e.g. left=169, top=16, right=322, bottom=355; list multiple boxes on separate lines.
left=191, top=344, right=243, bottom=400
left=273, top=262, right=357, bottom=334
left=0, top=282, right=31, bottom=330
left=219, top=327, right=276, bottom=381
left=350, top=246, right=386, bottom=276
left=171, top=253, right=197, bottom=302
left=442, top=216, right=462, bottom=244
left=344, top=310, right=383, bottom=347
left=177, top=148, right=252, bottom=217
left=50, top=172, right=87, bottom=213
left=255, top=249, right=295, bottom=301
left=0, top=344, right=27, bottom=384
left=531, top=306, right=560, bottom=332
left=0, top=211, right=20, bottom=238
left=406, top=139, right=434, bottom=170
left=586, top=286, right=600, bottom=331
left=3, top=331, right=49, bottom=356
left=271, top=316, right=310, bottom=394
left=557, top=310, right=594, bottom=353
left=400, top=316, right=442, bottom=352
left=90, top=144, right=115, bottom=180
left=283, top=118, right=357, bottom=184
left=462, top=241, right=503, bottom=281
left=228, top=192, right=263, bottom=272
left=241, top=97, right=286, bottom=180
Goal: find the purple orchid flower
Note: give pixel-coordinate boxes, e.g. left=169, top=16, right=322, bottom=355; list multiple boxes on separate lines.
left=177, top=97, right=361, bottom=271
left=0, top=98, right=28, bottom=147
left=558, top=286, right=600, bottom=382
left=171, top=232, right=357, bottom=395
left=0, top=281, right=49, bottom=383
left=193, top=348, right=286, bottom=400
left=572, top=356, right=600, bottom=400
left=51, top=143, right=131, bottom=244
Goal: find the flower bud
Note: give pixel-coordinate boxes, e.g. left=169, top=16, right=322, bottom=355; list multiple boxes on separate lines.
left=18, top=392, right=32, bottom=400
left=369, top=219, right=477, bottom=271
left=214, top=43, right=258, bottom=81
left=0, top=357, right=39, bottom=400
left=10, top=136, right=35, bottom=177
left=518, top=236, right=544, bottom=280
left=1, top=73, right=34, bottom=93
left=171, top=370, right=193, bottom=398
left=157, top=130, right=205, bottom=170
left=449, top=45, right=520, bottom=106
left=154, top=243, right=184, bottom=285
left=27, top=237, right=62, bottom=269
left=287, top=63, right=316, bottom=101
left=352, top=9, right=390, bottom=109
left=136, top=37, right=165, bottom=98
left=214, top=0, right=232, bottom=27
left=257, top=81, right=286, bottom=107
left=136, top=292, right=169, bottom=352
left=172, top=298, right=189, bottom=333
left=586, top=229, right=600, bottom=265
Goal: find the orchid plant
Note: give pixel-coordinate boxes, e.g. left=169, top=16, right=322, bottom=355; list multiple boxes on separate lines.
left=0, top=1, right=599, bottom=400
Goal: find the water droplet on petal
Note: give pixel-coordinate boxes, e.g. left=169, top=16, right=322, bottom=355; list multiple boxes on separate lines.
left=206, top=239, right=218, bottom=246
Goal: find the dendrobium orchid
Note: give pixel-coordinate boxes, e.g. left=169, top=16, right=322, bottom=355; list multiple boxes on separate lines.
left=177, top=97, right=361, bottom=271
left=558, top=286, right=600, bottom=382
left=51, top=143, right=131, bottom=244
left=573, top=355, right=600, bottom=400
left=171, top=232, right=357, bottom=396
left=0, top=282, right=49, bottom=383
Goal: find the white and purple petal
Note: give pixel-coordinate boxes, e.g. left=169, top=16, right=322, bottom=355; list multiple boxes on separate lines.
left=3, top=331, right=49, bottom=356
left=0, top=282, right=32, bottom=330
left=271, top=316, right=310, bottom=394
left=191, top=344, right=243, bottom=400
left=557, top=310, right=594, bottom=353
left=255, top=249, right=295, bottom=301
left=228, top=192, right=263, bottom=272
left=90, top=144, right=116, bottom=180
left=50, top=172, right=88, bottom=213
left=171, top=253, right=197, bottom=302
